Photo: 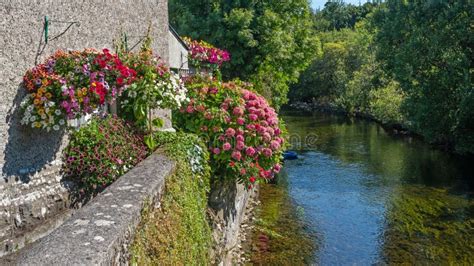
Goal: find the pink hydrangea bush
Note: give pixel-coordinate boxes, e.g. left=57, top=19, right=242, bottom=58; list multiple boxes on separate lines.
left=174, top=76, right=286, bottom=188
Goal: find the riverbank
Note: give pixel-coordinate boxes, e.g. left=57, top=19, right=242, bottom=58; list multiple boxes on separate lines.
left=286, top=101, right=467, bottom=154
left=238, top=176, right=316, bottom=264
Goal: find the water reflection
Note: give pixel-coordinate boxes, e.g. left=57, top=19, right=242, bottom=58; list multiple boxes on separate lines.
left=282, top=110, right=474, bottom=264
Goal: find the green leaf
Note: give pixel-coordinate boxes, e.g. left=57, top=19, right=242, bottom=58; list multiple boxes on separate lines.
left=144, top=134, right=157, bottom=150
left=152, top=118, right=164, bottom=128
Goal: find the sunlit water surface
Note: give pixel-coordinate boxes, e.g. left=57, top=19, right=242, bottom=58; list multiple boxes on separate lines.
left=281, top=110, right=473, bottom=265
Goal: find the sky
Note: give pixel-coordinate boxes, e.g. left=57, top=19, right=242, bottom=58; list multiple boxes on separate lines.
left=311, top=0, right=369, bottom=10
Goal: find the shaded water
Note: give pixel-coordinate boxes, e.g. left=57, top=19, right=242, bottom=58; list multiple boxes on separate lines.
left=270, top=110, right=473, bottom=264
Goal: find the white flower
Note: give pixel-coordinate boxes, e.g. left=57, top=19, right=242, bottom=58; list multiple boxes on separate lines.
left=30, top=116, right=37, bottom=122
left=27, top=105, right=34, bottom=112
left=59, top=119, right=65, bottom=125
left=55, top=109, right=62, bottom=116
left=53, top=125, right=60, bottom=131
left=41, top=114, right=47, bottom=119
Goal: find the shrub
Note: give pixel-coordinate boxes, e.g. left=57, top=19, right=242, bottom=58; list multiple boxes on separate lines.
left=21, top=49, right=136, bottom=130
left=131, top=132, right=211, bottom=264
left=369, top=81, right=405, bottom=125
left=118, top=40, right=188, bottom=149
left=63, top=115, right=149, bottom=192
left=174, top=75, right=285, bottom=188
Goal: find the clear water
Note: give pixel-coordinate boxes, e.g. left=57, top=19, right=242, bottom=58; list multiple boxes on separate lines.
left=282, top=110, right=474, bottom=265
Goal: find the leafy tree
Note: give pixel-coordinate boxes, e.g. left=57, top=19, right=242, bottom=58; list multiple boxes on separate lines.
left=169, top=0, right=320, bottom=109
left=373, top=0, right=473, bottom=152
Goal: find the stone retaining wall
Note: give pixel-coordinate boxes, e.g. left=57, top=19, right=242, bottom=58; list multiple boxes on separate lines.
left=1, top=152, right=175, bottom=265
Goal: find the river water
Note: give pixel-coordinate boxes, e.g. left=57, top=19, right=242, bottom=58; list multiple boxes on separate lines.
left=249, top=110, right=473, bottom=265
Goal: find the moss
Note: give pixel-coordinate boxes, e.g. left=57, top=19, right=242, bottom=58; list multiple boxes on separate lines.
left=383, top=185, right=474, bottom=264
left=245, top=182, right=316, bottom=265
left=130, top=132, right=212, bottom=265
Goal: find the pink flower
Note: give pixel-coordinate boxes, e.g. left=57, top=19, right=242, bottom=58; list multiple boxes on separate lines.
left=237, top=118, right=245, bottom=125
left=213, top=148, right=221, bottom=155
left=262, top=148, right=273, bottom=158
left=200, top=126, right=208, bottom=132
left=240, top=168, right=247, bottom=175
left=231, top=151, right=242, bottom=161
left=223, top=142, right=232, bottom=151
left=273, top=164, right=281, bottom=173
left=263, top=133, right=272, bottom=142
left=249, top=114, right=258, bottom=121
left=186, top=105, right=194, bottom=113
left=225, top=128, right=236, bottom=137
left=233, top=107, right=244, bottom=116
left=249, top=176, right=256, bottom=183
left=245, top=147, right=256, bottom=157
left=236, top=135, right=244, bottom=142
left=236, top=141, right=245, bottom=151
left=270, top=140, right=280, bottom=151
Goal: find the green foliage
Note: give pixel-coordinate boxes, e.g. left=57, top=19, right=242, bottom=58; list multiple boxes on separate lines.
left=63, top=116, right=149, bottom=193
left=373, top=0, right=473, bottom=152
left=369, top=80, right=405, bottom=125
left=313, top=0, right=379, bottom=31
left=169, top=0, right=320, bottom=109
left=131, top=132, right=212, bottom=265
left=118, top=37, right=188, bottom=149
left=292, top=1, right=473, bottom=153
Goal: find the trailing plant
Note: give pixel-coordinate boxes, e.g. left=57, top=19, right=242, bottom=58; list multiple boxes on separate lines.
left=119, top=35, right=188, bottom=149
left=174, top=75, right=286, bottom=188
left=21, top=49, right=136, bottom=130
left=183, top=37, right=230, bottom=74
left=131, top=132, right=211, bottom=264
left=63, top=115, right=149, bottom=193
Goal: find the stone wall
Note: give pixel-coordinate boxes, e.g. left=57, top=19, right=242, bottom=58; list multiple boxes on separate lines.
left=1, top=152, right=175, bottom=265
left=209, top=180, right=255, bottom=265
left=0, top=0, right=168, bottom=256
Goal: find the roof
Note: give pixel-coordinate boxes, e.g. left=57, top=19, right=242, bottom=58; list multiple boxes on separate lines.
left=169, top=25, right=189, bottom=50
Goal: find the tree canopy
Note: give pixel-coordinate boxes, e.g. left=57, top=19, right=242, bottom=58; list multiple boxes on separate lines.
left=169, top=0, right=320, bottom=109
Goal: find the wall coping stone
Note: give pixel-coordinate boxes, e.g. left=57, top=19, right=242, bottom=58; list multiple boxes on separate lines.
left=1, top=152, right=175, bottom=265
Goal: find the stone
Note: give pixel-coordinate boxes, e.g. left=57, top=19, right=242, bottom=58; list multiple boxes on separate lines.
left=0, top=152, right=175, bottom=265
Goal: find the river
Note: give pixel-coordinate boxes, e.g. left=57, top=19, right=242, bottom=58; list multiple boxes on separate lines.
left=247, top=110, right=474, bottom=265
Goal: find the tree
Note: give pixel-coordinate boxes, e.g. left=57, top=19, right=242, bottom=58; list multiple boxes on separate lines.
left=169, top=0, right=320, bottom=109
left=374, top=0, right=473, bottom=152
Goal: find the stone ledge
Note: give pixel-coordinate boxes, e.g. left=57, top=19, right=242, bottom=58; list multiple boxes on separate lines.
left=1, top=152, right=175, bottom=265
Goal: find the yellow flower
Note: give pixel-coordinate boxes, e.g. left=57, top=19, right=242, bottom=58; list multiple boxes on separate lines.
left=91, top=82, right=97, bottom=87
left=42, top=79, right=48, bottom=86
left=78, top=98, right=83, bottom=103
left=82, top=88, right=87, bottom=94
left=77, top=91, right=82, bottom=97
left=32, top=93, right=37, bottom=98
left=34, top=122, right=42, bottom=128
left=33, top=99, right=41, bottom=105
left=37, top=91, right=43, bottom=97
left=38, top=87, right=46, bottom=94
left=38, top=109, right=45, bottom=116
left=45, top=92, right=52, bottom=99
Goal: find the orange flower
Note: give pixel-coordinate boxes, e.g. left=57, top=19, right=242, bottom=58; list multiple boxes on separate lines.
left=33, top=99, right=41, bottom=105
